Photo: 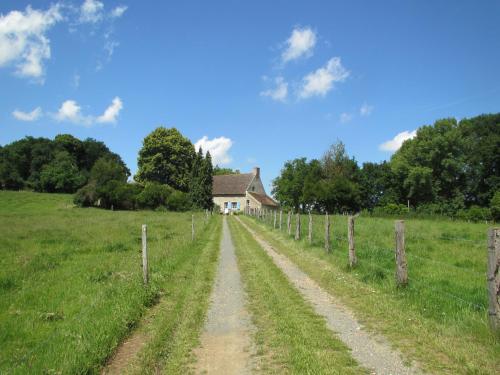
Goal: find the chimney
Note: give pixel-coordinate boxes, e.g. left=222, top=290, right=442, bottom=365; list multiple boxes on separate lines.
left=252, top=167, right=260, bottom=178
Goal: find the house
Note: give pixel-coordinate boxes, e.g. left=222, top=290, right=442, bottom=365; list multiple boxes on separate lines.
left=212, top=167, right=278, bottom=214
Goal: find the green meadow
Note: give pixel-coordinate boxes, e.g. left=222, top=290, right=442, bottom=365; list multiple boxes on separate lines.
left=243, top=213, right=499, bottom=374
left=0, top=191, right=219, bottom=374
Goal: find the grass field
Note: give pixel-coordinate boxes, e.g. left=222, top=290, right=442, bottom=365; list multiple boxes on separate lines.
left=228, top=217, right=363, bottom=374
left=243, top=213, right=499, bottom=374
left=0, top=191, right=219, bottom=374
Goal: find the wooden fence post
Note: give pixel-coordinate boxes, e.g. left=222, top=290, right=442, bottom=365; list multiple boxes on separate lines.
left=395, top=220, right=408, bottom=286
left=308, top=212, right=313, bottom=244
left=295, top=213, right=301, bottom=240
left=348, top=216, right=357, bottom=267
left=487, top=228, right=500, bottom=332
left=279, top=210, right=283, bottom=230
left=325, top=212, right=331, bottom=252
left=273, top=210, right=277, bottom=229
left=191, top=214, right=195, bottom=241
left=142, top=224, right=148, bottom=285
left=287, top=211, right=292, bottom=235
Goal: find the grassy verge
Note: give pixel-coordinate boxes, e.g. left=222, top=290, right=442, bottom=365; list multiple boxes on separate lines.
left=228, top=217, right=364, bottom=374
left=0, top=191, right=215, bottom=374
left=242, top=215, right=500, bottom=374
left=131, top=214, right=221, bottom=374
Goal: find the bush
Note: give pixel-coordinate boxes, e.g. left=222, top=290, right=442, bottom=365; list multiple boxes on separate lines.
left=372, top=203, right=408, bottom=216
left=136, top=183, right=173, bottom=209
left=74, top=182, right=97, bottom=207
left=166, top=190, right=190, bottom=211
left=97, top=181, right=142, bottom=210
left=491, top=191, right=500, bottom=221
left=457, top=205, right=492, bottom=222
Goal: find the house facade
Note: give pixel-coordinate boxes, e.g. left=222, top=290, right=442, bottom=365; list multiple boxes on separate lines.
left=212, top=167, right=278, bottom=213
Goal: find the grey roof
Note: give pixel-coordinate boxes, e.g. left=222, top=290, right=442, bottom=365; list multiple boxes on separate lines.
left=212, top=173, right=253, bottom=195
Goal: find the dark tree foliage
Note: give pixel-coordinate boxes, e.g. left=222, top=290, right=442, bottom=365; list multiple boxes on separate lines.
left=135, top=127, right=195, bottom=192
left=39, top=151, right=86, bottom=193
left=273, top=114, right=500, bottom=218
left=202, top=151, right=214, bottom=209
left=188, top=148, right=214, bottom=210
left=213, top=166, right=239, bottom=175
left=0, top=135, right=127, bottom=193
left=189, top=148, right=205, bottom=209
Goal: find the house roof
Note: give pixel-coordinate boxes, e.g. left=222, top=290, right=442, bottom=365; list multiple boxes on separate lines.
left=212, top=173, right=254, bottom=195
left=248, top=192, right=279, bottom=207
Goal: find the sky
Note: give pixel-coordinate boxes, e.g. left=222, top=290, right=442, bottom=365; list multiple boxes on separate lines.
left=1, top=0, right=499, bottom=193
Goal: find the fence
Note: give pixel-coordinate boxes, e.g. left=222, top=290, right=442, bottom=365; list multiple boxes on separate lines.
left=245, top=207, right=500, bottom=333
left=20, top=209, right=215, bottom=366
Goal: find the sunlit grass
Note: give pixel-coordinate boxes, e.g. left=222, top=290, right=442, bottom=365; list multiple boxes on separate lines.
left=244, top=212, right=499, bottom=374
left=0, top=190, right=216, bottom=374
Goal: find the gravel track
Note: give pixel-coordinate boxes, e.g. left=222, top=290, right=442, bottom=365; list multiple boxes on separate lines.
left=236, top=216, right=422, bottom=375
left=193, top=217, right=255, bottom=374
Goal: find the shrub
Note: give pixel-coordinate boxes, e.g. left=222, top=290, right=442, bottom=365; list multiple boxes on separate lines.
left=166, top=190, right=190, bottom=211
left=373, top=203, right=408, bottom=216
left=74, top=182, right=97, bottom=207
left=457, top=205, right=492, bottom=222
left=491, top=191, right=500, bottom=221
left=136, top=183, right=173, bottom=209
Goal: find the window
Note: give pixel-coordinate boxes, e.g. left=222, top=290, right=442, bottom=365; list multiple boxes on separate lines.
left=246, top=200, right=250, bottom=206
left=231, top=202, right=237, bottom=209
left=251, top=186, right=255, bottom=191
left=224, top=202, right=228, bottom=208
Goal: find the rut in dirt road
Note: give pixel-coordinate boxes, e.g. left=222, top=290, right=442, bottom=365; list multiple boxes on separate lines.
left=236, top=216, right=422, bottom=375
left=193, top=217, right=255, bottom=374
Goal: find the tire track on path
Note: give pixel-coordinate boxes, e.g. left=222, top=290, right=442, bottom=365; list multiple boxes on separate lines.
left=193, top=217, right=255, bottom=374
left=236, top=216, right=422, bottom=375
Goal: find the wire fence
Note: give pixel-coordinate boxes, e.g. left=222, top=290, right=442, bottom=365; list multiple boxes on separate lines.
left=13, top=210, right=214, bottom=370
left=244, top=208, right=496, bottom=327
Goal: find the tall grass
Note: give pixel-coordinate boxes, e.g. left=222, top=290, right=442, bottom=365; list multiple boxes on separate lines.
left=245, top=212, right=499, bottom=373
left=0, top=191, right=214, bottom=374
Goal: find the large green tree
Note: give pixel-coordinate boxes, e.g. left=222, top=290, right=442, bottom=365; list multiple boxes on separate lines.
left=135, top=127, right=195, bottom=192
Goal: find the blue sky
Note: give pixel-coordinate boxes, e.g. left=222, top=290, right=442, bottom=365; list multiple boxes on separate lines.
left=1, top=1, right=499, bottom=193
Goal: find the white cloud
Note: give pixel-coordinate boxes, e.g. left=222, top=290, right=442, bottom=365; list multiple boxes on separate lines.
left=379, top=130, right=417, bottom=152
left=360, top=102, right=374, bottom=116
left=260, top=76, right=288, bottom=102
left=79, top=0, right=104, bottom=23
left=12, top=107, right=42, bottom=121
left=298, top=57, right=349, bottom=99
left=110, top=5, right=128, bottom=18
left=97, top=97, right=123, bottom=123
left=0, top=4, right=62, bottom=80
left=282, top=27, right=316, bottom=63
left=54, top=100, right=88, bottom=124
left=194, top=136, right=233, bottom=166
left=339, top=112, right=352, bottom=123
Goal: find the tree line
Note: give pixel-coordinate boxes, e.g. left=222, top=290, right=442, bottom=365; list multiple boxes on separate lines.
left=272, top=113, right=500, bottom=221
left=0, top=128, right=214, bottom=211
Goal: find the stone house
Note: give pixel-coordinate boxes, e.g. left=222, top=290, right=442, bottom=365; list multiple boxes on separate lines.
left=212, top=167, right=278, bottom=214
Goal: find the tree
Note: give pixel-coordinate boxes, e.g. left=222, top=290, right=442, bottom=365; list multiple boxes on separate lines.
left=135, top=127, right=195, bottom=191
left=39, top=151, right=85, bottom=193
left=213, top=166, right=239, bottom=175
left=272, top=158, right=309, bottom=211
left=0, top=134, right=128, bottom=193
left=359, top=161, right=397, bottom=210
left=202, top=151, right=214, bottom=209
left=188, top=148, right=205, bottom=209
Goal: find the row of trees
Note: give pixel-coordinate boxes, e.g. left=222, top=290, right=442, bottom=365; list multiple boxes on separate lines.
left=74, top=127, right=214, bottom=211
left=272, top=114, right=500, bottom=220
left=0, top=135, right=128, bottom=193
left=1, top=128, right=215, bottom=211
